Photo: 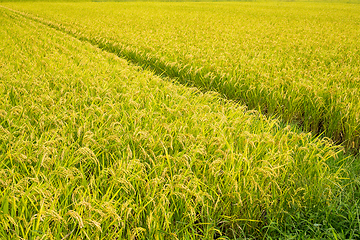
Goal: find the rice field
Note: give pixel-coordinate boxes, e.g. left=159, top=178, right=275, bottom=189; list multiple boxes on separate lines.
left=3, top=1, right=360, bottom=150
left=0, top=1, right=360, bottom=239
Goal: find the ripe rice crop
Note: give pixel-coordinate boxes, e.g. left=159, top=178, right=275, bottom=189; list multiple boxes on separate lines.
left=4, top=2, right=360, bottom=151
left=0, top=6, right=354, bottom=239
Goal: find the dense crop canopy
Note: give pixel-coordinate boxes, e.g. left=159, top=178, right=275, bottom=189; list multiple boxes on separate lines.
left=0, top=6, right=350, bottom=239
left=5, top=2, right=360, bottom=150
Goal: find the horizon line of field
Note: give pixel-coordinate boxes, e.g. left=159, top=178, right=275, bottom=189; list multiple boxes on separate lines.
left=2, top=5, right=358, bottom=154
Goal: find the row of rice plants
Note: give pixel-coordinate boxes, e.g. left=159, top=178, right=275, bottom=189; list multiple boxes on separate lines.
left=5, top=2, right=359, bottom=151
left=0, top=7, right=351, bottom=239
